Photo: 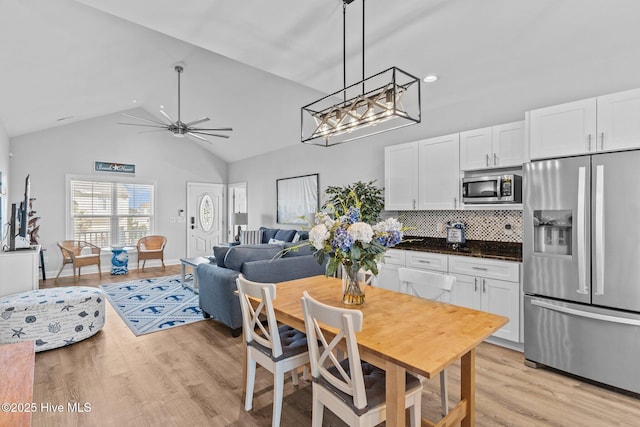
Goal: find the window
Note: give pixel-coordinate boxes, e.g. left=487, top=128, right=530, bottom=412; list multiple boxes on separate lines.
left=69, top=178, right=154, bottom=247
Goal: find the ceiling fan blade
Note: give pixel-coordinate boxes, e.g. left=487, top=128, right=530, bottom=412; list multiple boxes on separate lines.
left=121, top=112, right=167, bottom=126
left=186, top=132, right=213, bottom=143
left=191, top=127, right=233, bottom=132
left=116, top=122, right=168, bottom=129
left=137, top=129, right=169, bottom=134
left=190, top=131, right=230, bottom=139
left=184, top=117, right=210, bottom=127
left=159, top=109, right=176, bottom=125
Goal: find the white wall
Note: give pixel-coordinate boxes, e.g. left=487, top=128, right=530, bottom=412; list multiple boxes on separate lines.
left=9, top=109, right=227, bottom=277
left=0, top=120, right=9, bottom=241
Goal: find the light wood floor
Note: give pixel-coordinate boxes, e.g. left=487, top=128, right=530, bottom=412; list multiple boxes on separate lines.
left=31, top=267, right=640, bottom=426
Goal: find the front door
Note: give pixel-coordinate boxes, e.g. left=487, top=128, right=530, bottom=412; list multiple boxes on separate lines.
left=186, top=182, right=224, bottom=257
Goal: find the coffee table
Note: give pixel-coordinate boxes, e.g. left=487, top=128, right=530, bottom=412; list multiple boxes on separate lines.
left=179, top=256, right=213, bottom=294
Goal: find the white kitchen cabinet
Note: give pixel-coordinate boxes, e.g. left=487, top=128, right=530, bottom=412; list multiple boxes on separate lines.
left=375, top=249, right=405, bottom=293
left=529, top=87, right=640, bottom=159
left=596, top=88, right=640, bottom=152
left=459, top=121, right=526, bottom=171
left=529, top=98, right=596, bottom=159
left=449, top=255, right=520, bottom=342
left=418, top=133, right=460, bottom=210
left=405, top=251, right=448, bottom=272
left=384, top=141, right=419, bottom=210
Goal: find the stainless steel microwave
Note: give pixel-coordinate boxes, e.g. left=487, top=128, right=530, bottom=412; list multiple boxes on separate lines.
left=462, top=174, right=522, bottom=204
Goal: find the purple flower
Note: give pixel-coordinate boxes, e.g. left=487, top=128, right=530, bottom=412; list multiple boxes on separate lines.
left=377, top=230, right=403, bottom=247
left=331, top=226, right=354, bottom=252
left=345, top=207, right=360, bottom=224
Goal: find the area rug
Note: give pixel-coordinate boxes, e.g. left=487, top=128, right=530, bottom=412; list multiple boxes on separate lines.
left=99, top=275, right=205, bottom=336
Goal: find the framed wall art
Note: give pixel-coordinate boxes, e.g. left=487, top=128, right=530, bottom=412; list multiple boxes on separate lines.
left=276, top=173, right=319, bottom=225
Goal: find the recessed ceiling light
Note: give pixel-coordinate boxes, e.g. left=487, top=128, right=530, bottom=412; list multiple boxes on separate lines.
left=423, top=75, right=439, bottom=83
left=132, top=99, right=137, bottom=104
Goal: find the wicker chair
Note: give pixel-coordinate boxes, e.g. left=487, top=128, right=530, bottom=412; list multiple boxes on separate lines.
left=137, top=235, right=167, bottom=271
left=55, top=240, right=102, bottom=283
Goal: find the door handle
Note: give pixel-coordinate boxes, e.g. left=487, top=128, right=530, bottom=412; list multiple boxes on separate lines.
left=576, top=167, right=588, bottom=295
left=594, top=164, right=605, bottom=296
left=190, top=216, right=195, bottom=230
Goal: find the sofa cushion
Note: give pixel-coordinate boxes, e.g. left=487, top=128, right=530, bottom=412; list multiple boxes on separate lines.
left=213, top=246, right=230, bottom=267
left=259, top=227, right=279, bottom=244
left=275, top=229, right=297, bottom=242
left=224, top=244, right=282, bottom=271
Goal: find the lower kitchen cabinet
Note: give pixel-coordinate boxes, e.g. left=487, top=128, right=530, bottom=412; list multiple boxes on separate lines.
left=375, top=250, right=522, bottom=343
left=449, top=255, right=521, bottom=342
left=450, top=273, right=520, bottom=342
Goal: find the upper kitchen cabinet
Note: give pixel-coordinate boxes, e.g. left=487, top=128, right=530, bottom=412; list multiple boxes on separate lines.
left=529, top=87, right=640, bottom=159
left=384, top=141, right=419, bottom=210
left=597, top=88, right=640, bottom=152
left=418, top=133, right=460, bottom=210
left=460, top=121, right=526, bottom=171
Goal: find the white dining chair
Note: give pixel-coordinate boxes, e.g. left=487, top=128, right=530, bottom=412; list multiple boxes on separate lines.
left=236, top=274, right=309, bottom=427
left=398, top=267, right=456, bottom=415
left=301, top=291, right=423, bottom=427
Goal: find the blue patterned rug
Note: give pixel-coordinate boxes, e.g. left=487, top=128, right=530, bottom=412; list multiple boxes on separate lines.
left=99, top=275, right=205, bottom=336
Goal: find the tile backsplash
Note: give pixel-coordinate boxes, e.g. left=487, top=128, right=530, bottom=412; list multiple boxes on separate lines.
left=395, top=210, right=522, bottom=243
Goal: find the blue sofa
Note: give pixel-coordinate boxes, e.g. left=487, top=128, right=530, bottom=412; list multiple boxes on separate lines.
left=196, top=241, right=325, bottom=336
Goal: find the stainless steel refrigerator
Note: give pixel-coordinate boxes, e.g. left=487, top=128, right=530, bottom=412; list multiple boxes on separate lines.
left=524, top=151, right=640, bottom=394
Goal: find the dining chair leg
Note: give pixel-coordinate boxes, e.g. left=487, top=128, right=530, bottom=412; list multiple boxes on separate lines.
left=273, top=366, right=285, bottom=427
left=244, top=355, right=256, bottom=411
left=291, top=368, right=299, bottom=386
left=311, top=386, right=324, bottom=427
left=440, top=369, right=449, bottom=416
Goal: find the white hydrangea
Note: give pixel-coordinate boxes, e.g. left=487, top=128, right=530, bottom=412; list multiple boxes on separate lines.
left=373, top=217, right=403, bottom=233
left=309, top=223, right=330, bottom=250
left=315, top=212, right=335, bottom=229
left=347, top=222, right=374, bottom=243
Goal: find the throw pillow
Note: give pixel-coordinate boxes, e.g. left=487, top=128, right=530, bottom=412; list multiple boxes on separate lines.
left=240, top=230, right=263, bottom=245
left=268, top=238, right=286, bottom=246
left=274, top=229, right=297, bottom=242
left=213, top=246, right=230, bottom=267
left=259, top=227, right=279, bottom=244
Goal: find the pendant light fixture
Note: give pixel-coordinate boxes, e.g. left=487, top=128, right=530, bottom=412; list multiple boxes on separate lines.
left=301, top=0, right=421, bottom=147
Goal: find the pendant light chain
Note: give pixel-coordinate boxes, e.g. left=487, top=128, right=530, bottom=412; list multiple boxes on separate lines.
left=362, top=0, right=365, bottom=95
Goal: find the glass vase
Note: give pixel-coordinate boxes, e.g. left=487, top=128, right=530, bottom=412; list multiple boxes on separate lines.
left=341, top=264, right=365, bottom=305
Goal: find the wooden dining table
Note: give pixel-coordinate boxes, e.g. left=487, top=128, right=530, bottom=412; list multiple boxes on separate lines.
left=271, top=275, right=508, bottom=427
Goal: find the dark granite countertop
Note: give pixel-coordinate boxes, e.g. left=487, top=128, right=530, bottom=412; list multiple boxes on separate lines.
left=396, top=236, right=522, bottom=262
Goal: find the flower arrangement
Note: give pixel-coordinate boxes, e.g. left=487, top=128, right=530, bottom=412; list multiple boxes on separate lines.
left=309, top=207, right=403, bottom=277
left=307, top=192, right=405, bottom=304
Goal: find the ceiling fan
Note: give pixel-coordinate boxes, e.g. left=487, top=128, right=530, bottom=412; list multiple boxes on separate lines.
left=118, top=64, right=232, bottom=143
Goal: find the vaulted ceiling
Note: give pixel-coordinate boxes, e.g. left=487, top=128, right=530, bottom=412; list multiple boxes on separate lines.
left=2, top=0, right=640, bottom=163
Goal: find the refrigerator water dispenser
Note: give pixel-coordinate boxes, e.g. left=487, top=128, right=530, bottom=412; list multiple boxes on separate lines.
left=533, top=210, right=572, bottom=255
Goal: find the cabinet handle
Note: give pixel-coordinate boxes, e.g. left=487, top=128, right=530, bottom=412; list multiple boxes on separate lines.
left=493, top=153, right=497, bottom=166
left=413, top=199, right=416, bottom=209
left=472, top=266, right=488, bottom=271
left=482, top=278, right=487, bottom=293
left=454, top=197, right=457, bottom=209
left=600, top=132, right=605, bottom=150
left=486, top=154, right=490, bottom=167
left=418, top=260, right=431, bottom=264
left=474, top=277, right=478, bottom=292
left=588, top=134, right=592, bottom=151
